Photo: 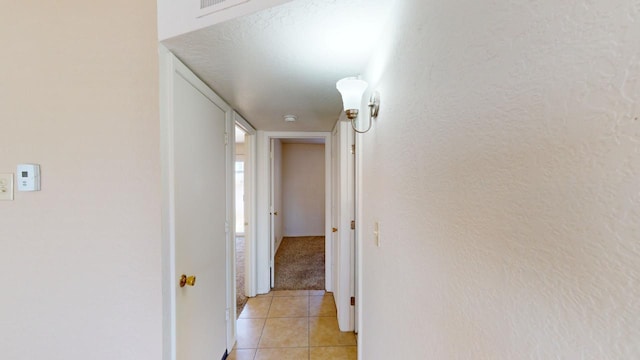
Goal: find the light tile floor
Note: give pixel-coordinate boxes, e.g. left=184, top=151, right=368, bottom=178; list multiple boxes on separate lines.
left=229, top=290, right=357, bottom=360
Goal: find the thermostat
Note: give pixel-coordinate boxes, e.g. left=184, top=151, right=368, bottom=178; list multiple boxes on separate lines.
left=17, top=164, right=40, bottom=191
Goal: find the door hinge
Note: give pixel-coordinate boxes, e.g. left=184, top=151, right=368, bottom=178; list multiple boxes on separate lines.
left=224, top=221, right=230, bottom=233
left=350, top=220, right=355, bottom=230
left=351, top=297, right=355, bottom=306
left=351, top=144, right=355, bottom=154
left=224, top=133, right=229, bottom=145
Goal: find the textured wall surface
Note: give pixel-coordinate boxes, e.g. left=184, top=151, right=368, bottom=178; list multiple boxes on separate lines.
left=282, top=143, right=325, bottom=236
left=0, top=1, right=161, bottom=359
left=360, top=0, right=640, bottom=358
left=162, top=0, right=394, bottom=132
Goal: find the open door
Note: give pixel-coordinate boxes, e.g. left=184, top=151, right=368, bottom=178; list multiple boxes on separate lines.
left=269, top=139, right=275, bottom=288
left=331, top=126, right=340, bottom=298
left=268, top=138, right=284, bottom=289
left=332, top=119, right=357, bottom=332
left=161, top=49, right=232, bottom=360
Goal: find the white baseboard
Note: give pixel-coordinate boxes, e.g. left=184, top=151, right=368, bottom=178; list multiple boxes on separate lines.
left=282, top=234, right=325, bottom=238
left=275, top=235, right=284, bottom=253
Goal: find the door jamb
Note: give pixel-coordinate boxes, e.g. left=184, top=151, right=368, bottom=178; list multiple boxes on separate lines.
left=233, top=113, right=257, bottom=299
left=159, top=44, right=176, bottom=360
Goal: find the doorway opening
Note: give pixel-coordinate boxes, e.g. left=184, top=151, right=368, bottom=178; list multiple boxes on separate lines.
left=272, top=139, right=326, bottom=291
left=234, top=125, right=248, bottom=317
left=232, top=113, right=257, bottom=322
left=255, top=131, right=333, bottom=296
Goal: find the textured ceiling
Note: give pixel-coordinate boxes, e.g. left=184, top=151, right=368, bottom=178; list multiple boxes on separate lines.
left=162, top=0, right=394, bottom=131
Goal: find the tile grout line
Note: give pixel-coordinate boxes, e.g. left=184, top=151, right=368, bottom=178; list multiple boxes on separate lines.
left=252, top=295, right=273, bottom=360
left=237, top=291, right=355, bottom=359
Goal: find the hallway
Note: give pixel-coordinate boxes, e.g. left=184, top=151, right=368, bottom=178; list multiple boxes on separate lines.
left=230, top=290, right=356, bottom=360
left=6, top=1, right=639, bottom=359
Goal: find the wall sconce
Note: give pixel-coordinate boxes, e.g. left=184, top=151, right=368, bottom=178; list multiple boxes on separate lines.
left=336, top=77, right=380, bottom=134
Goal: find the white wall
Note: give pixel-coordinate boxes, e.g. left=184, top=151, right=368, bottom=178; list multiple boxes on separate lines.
left=282, top=143, right=326, bottom=237
left=0, top=1, right=161, bottom=359
left=359, top=0, right=640, bottom=359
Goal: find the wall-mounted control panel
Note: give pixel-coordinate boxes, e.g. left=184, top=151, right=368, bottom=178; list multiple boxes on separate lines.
left=0, top=173, right=14, bottom=200
left=17, top=164, right=40, bottom=192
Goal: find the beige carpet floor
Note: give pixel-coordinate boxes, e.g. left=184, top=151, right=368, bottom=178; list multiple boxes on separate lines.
left=236, top=236, right=247, bottom=317
left=236, top=235, right=325, bottom=317
left=274, top=236, right=325, bottom=290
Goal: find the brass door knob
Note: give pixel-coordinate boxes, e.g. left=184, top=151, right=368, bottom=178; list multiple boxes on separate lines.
left=179, top=274, right=196, bottom=288
left=332, top=227, right=338, bottom=233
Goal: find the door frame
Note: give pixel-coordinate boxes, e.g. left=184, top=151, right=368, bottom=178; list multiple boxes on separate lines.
left=255, top=131, right=333, bottom=294
left=233, top=113, right=257, bottom=299
left=160, top=46, right=235, bottom=360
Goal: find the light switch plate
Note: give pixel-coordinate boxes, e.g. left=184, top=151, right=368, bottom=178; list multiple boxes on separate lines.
left=0, top=173, right=14, bottom=201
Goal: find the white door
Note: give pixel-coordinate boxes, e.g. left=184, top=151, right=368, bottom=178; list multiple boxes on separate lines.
left=333, top=120, right=357, bottom=332
left=331, top=126, right=340, bottom=296
left=269, top=139, right=276, bottom=288
left=174, top=73, right=228, bottom=359
left=349, top=131, right=357, bottom=333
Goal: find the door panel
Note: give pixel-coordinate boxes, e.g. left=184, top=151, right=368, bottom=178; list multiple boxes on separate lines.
left=269, top=139, right=275, bottom=288
left=331, top=126, right=340, bottom=298
left=174, top=73, right=227, bottom=359
left=333, top=120, right=356, bottom=332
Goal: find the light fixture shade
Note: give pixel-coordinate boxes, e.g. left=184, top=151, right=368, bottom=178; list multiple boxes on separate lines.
left=336, top=77, right=368, bottom=111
